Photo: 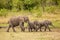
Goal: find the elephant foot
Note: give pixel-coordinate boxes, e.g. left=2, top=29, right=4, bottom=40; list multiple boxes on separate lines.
left=13, top=31, right=16, bottom=32
left=6, top=30, right=9, bottom=32
left=49, top=30, right=52, bottom=32
left=40, top=30, right=42, bottom=32
left=21, top=30, right=25, bottom=32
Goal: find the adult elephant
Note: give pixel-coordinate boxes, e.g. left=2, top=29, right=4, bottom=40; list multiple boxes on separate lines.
left=7, top=16, right=29, bottom=32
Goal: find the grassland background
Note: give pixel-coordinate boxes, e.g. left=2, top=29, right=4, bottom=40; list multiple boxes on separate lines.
left=0, top=11, right=60, bottom=40
left=0, top=0, right=60, bottom=40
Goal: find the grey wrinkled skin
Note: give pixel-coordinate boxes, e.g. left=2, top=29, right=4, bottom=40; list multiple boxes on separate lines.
left=27, top=21, right=38, bottom=32
left=7, top=16, right=29, bottom=32
left=34, top=20, right=55, bottom=31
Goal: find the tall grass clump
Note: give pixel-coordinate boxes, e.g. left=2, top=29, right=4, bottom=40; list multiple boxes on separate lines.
left=45, top=6, right=56, bottom=13
left=0, top=9, right=8, bottom=17
left=30, top=7, right=43, bottom=17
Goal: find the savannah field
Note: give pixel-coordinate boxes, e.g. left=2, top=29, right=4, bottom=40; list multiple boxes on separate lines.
left=0, top=11, right=60, bottom=40
left=0, top=0, right=60, bottom=40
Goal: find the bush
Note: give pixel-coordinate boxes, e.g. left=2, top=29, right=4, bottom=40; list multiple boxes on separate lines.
left=30, top=7, right=43, bottom=17
left=0, top=9, right=8, bottom=17
left=45, top=6, right=56, bottom=13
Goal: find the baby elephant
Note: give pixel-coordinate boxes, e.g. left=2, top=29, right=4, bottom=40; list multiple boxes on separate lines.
left=27, top=21, right=38, bottom=32
left=34, top=20, right=55, bottom=31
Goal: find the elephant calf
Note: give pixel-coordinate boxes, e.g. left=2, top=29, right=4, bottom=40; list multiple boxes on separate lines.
left=27, top=21, right=38, bottom=32
left=34, top=20, right=55, bottom=31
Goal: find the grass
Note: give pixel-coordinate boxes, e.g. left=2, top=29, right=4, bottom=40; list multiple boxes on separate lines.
left=0, top=12, right=60, bottom=40
left=0, top=28, right=60, bottom=40
left=0, top=12, right=60, bottom=28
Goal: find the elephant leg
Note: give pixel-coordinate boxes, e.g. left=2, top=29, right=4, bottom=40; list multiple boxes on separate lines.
left=36, top=29, right=38, bottom=32
left=44, top=25, right=47, bottom=31
left=35, top=28, right=38, bottom=32
left=21, top=27, right=25, bottom=32
left=38, top=26, right=42, bottom=32
left=7, top=25, right=11, bottom=32
left=34, top=26, right=38, bottom=32
left=31, top=28, right=33, bottom=32
left=22, top=22, right=25, bottom=32
left=44, top=27, right=47, bottom=31
left=22, top=22, right=24, bottom=26
left=20, top=25, right=25, bottom=32
left=40, top=27, right=42, bottom=32
left=28, top=27, right=30, bottom=32
left=12, top=27, right=16, bottom=32
left=19, top=22, right=25, bottom=32
left=29, top=28, right=30, bottom=32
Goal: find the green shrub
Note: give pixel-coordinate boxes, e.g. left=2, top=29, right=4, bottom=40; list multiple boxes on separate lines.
left=45, top=6, right=56, bottom=13
left=31, top=7, right=43, bottom=17
left=0, top=9, right=8, bottom=17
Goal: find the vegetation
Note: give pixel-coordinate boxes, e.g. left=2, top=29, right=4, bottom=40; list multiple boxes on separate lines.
left=0, top=0, right=60, bottom=40
left=0, top=0, right=60, bottom=16
left=0, top=0, right=60, bottom=27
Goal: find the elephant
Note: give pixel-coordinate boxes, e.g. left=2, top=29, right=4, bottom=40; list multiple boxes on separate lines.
left=34, top=20, right=55, bottom=31
left=27, top=21, right=38, bottom=32
left=7, top=16, right=29, bottom=32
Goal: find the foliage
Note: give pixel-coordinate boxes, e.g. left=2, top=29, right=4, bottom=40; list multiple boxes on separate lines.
left=0, top=0, right=60, bottom=17
left=0, top=9, right=8, bottom=17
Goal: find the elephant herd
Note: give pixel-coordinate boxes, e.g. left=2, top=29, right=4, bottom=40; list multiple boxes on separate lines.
left=7, top=16, right=55, bottom=32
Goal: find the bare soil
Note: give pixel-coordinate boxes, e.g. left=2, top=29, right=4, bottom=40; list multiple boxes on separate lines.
left=0, top=28, right=60, bottom=40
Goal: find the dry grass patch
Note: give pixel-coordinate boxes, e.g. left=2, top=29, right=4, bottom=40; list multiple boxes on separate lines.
left=0, top=31, right=60, bottom=40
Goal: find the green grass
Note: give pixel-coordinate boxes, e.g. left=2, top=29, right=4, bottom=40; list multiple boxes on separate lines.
left=0, top=24, right=8, bottom=26
left=53, top=21, right=60, bottom=28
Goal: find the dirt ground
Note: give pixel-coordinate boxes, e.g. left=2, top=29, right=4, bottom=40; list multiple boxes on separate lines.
left=0, top=28, right=60, bottom=40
